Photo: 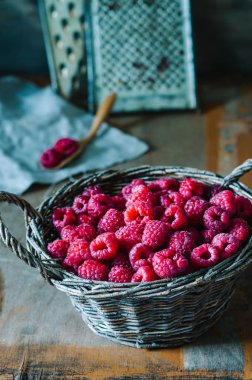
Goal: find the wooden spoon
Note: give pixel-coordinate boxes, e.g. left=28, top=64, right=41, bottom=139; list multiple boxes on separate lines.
left=46, top=92, right=117, bottom=170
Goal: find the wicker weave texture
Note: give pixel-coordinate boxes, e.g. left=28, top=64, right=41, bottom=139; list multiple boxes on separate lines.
left=0, top=161, right=252, bottom=348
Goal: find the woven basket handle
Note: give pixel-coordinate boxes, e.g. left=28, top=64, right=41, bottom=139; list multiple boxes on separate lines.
left=0, top=191, right=50, bottom=280
left=223, top=159, right=252, bottom=187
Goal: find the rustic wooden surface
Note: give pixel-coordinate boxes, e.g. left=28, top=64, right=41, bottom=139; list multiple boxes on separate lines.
left=0, top=78, right=252, bottom=379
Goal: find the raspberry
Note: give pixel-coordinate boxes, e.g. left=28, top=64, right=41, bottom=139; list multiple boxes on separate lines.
left=54, top=137, right=79, bottom=157
left=47, top=239, right=69, bottom=259
left=184, top=196, right=209, bottom=226
left=53, top=207, right=77, bottom=232
left=169, top=231, right=197, bottom=257
left=98, top=208, right=124, bottom=232
left=60, top=225, right=79, bottom=242
left=40, top=148, right=63, bottom=169
left=128, top=185, right=155, bottom=207
left=131, top=266, right=158, bottom=282
left=162, top=204, right=188, bottom=230
left=228, top=218, right=250, bottom=243
left=111, top=252, right=132, bottom=269
left=129, top=243, right=154, bottom=271
left=124, top=204, right=154, bottom=225
left=147, top=178, right=179, bottom=192
left=115, top=224, right=144, bottom=251
left=78, top=259, right=109, bottom=281
left=152, top=249, right=189, bottom=279
left=72, top=195, right=89, bottom=215
left=212, top=233, right=240, bottom=260
left=90, top=232, right=118, bottom=260
left=77, top=213, right=96, bottom=226
left=235, top=195, right=252, bottom=221
left=64, top=239, right=91, bottom=267
left=201, top=229, right=218, bottom=243
left=108, top=266, right=132, bottom=283
left=179, top=178, right=206, bottom=200
left=76, top=223, right=96, bottom=241
left=210, top=190, right=236, bottom=215
left=122, top=179, right=146, bottom=200
left=191, top=244, right=219, bottom=268
left=111, top=195, right=126, bottom=211
left=142, top=220, right=170, bottom=249
left=203, top=206, right=230, bottom=231
left=82, top=185, right=102, bottom=197
left=88, top=194, right=112, bottom=218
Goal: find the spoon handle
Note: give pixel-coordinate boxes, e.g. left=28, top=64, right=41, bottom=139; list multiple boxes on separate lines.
left=79, top=93, right=117, bottom=147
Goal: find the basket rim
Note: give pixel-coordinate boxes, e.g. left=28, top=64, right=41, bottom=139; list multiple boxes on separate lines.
left=26, top=165, right=252, bottom=297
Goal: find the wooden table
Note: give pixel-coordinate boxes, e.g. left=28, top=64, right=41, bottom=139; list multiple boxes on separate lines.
left=0, top=77, right=252, bottom=379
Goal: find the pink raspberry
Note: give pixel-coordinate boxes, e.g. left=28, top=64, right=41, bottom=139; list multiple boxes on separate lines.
left=169, top=231, right=197, bottom=257
left=212, top=233, right=240, bottom=260
left=147, top=178, right=179, bottom=192
left=142, top=220, right=170, bottom=249
left=124, top=204, right=154, bottom=225
left=162, top=204, right=188, bottom=230
left=52, top=207, right=77, bottom=232
left=191, top=244, right=219, bottom=268
left=40, top=148, right=63, bottom=169
left=78, top=259, right=109, bottom=281
left=179, top=178, right=206, bottom=200
left=235, top=195, right=252, bottom=221
left=210, top=190, right=236, bottom=215
left=77, top=213, right=97, bottom=226
left=115, top=224, right=144, bottom=251
left=82, top=185, right=102, bottom=197
left=152, top=249, right=189, bottom=279
left=128, top=185, right=155, bottom=207
left=131, top=266, right=158, bottom=283
left=90, top=232, right=118, bottom=260
left=111, top=195, right=126, bottom=211
left=167, top=191, right=186, bottom=208
left=203, top=206, right=230, bottom=231
left=54, top=137, right=79, bottom=157
left=201, top=229, right=218, bottom=243
left=121, top=179, right=146, bottom=200
left=98, top=208, right=124, bottom=232
left=129, top=243, right=154, bottom=271
left=108, top=266, right=132, bottom=283
left=60, top=225, right=79, bottom=243
left=72, top=195, right=89, bottom=215
left=228, top=218, right=250, bottom=243
left=64, top=239, right=91, bottom=267
left=184, top=196, right=209, bottom=226
left=76, top=223, right=96, bottom=241
left=111, top=252, right=132, bottom=269
left=88, top=194, right=112, bottom=218
left=47, top=239, right=69, bottom=259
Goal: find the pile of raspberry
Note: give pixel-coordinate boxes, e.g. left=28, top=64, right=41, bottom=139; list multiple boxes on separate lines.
left=47, top=177, right=252, bottom=283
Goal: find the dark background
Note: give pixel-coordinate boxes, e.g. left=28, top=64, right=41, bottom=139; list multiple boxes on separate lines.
left=1, top=0, right=252, bottom=77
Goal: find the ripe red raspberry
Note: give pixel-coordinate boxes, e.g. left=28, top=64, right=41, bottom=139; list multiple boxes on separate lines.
left=210, top=190, right=236, bottom=215
left=191, top=244, right=219, bottom=268
left=147, top=178, right=179, bottom=192
left=228, top=218, right=250, bottom=243
left=60, top=225, right=79, bottom=242
left=212, top=233, right=240, bottom=260
left=72, top=195, right=89, bottom=214
left=78, top=259, right=109, bottom=281
left=152, top=249, right=189, bottom=279
left=142, top=220, right=170, bottom=249
left=115, top=224, right=144, bottom=251
left=235, top=195, right=252, bottom=221
left=82, top=185, right=102, bottom=197
left=169, top=231, right=197, bottom=257
left=40, top=148, right=63, bottom=169
left=129, top=243, right=154, bottom=271
left=179, top=178, right=206, bottom=200
left=108, top=266, right=132, bottom=283
left=47, top=239, right=69, bottom=259
left=111, top=195, right=126, bottom=211
left=201, top=229, right=218, bottom=243
left=124, top=204, right=154, bottom=225
left=54, top=137, right=79, bottom=157
left=121, top=179, right=146, bottom=200
left=98, top=208, right=124, bottom=232
left=90, top=232, right=118, bottom=260
left=203, top=206, right=230, bottom=231
left=111, top=252, right=132, bottom=269
left=184, top=196, right=209, bottom=226
left=64, top=239, right=91, bottom=267
left=162, top=204, right=188, bottom=230
left=76, top=223, right=97, bottom=241
left=53, top=207, right=77, bottom=232
left=77, top=213, right=96, bottom=226
left=88, top=194, right=112, bottom=218
left=131, top=266, right=158, bottom=282
left=128, top=185, right=155, bottom=207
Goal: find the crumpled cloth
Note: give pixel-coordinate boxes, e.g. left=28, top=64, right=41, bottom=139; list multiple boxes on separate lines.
left=0, top=77, right=148, bottom=194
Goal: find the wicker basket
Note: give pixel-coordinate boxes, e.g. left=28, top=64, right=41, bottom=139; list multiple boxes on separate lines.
left=0, top=161, right=252, bottom=348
